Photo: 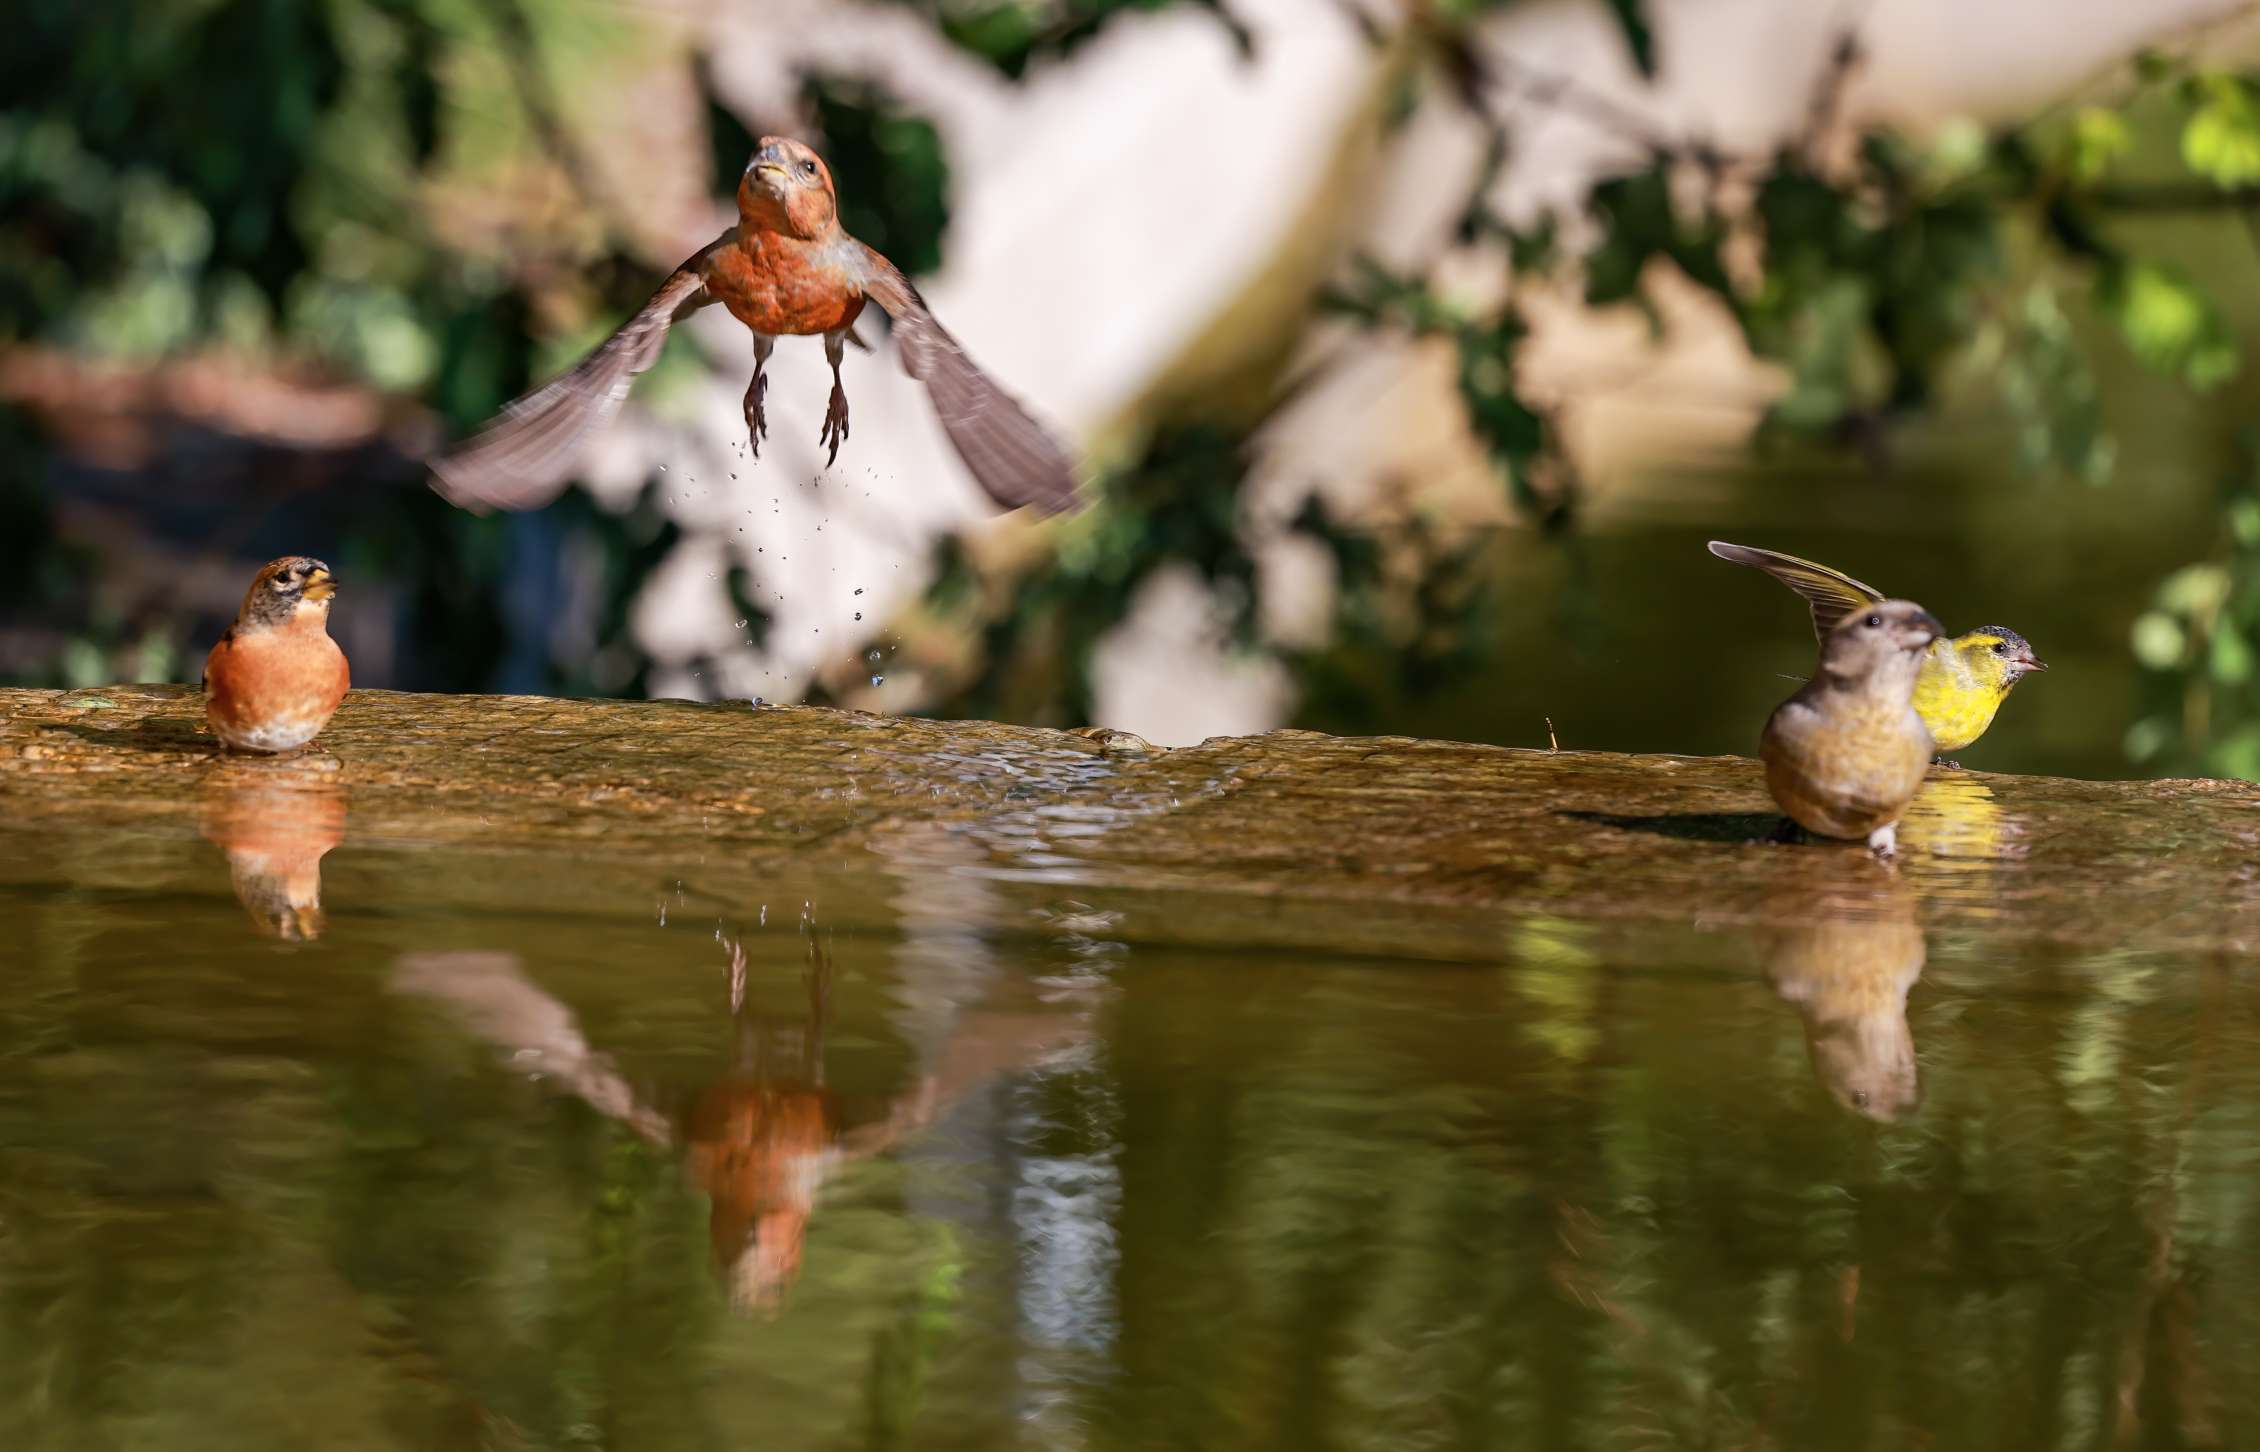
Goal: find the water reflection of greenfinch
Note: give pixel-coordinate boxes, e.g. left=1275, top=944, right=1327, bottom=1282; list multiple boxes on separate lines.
left=1711, top=541, right=2046, bottom=757
left=1762, top=867, right=1925, bottom=1122
left=1760, top=599, right=1943, bottom=860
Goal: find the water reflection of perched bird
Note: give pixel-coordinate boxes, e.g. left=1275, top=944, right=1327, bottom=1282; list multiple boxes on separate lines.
left=1761, top=600, right=1943, bottom=859
left=430, top=136, right=1078, bottom=517
left=202, top=557, right=349, bottom=754
left=198, top=763, right=347, bottom=941
left=1760, top=864, right=1926, bottom=1122
left=1709, top=541, right=2045, bottom=757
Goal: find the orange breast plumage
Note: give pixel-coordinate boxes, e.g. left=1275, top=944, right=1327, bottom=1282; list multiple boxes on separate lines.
left=204, top=626, right=349, bottom=753
left=706, top=233, right=868, bottom=338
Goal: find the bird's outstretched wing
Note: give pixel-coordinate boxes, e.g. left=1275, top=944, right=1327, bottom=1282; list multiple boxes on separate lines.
left=428, top=247, right=720, bottom=512
left=859, top=249, right=1080, bottom=515
left=1708, top=540, right=1887, bottom=641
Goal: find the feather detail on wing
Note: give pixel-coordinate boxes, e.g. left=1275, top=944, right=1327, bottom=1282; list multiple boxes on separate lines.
left=428, top=255, right=717, bottom=512
left=1708, top=540, right=1887, bottom=641
left=860, top=249, right=1080, bottom=515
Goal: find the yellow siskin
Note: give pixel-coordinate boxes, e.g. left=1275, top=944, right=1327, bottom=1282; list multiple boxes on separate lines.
left=1709, top=540, right=2045, bottom=756
left=1761, top=599, right=1943, bottom=860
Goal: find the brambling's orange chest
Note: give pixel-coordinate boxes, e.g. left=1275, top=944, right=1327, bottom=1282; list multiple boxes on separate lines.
left=706, top=233, right=867, bottom=338
left=204, top=618, right=349, bottom=752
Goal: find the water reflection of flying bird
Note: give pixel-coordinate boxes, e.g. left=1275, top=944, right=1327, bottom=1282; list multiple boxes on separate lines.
left=202, top=556, right=349, bottom=755
left=198, top=762, right=347, bottom=941
left=1761, top=600, right=1942, bottom=860
left=429, top=136, right=1079, bottom=518
left=1709, top=541, right=2045, bottom=757
left=389, top=934, right=1085, bottom=1312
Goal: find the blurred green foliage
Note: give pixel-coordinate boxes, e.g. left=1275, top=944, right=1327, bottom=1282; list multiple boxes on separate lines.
left=915, top=8, right=2260, bottom=775
left=2128, top=434, right=2260, bottom=778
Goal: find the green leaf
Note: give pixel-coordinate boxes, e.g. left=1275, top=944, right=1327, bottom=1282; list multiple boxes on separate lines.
left=1583, top=166, right=1675, bottom=307
left=2131, top=611, right=2187, bottom=668
left=1604, top=0, right=1655, bottom=77
left=2158, top=562, right=2231, bottom=617
left=2097, top=261, right=2241, bottom=391
left=2229, top=498, right=2260, bottom=548
left=2214, top=723, right=2260, bottom=781
left=2066, top=106, right=2133, bottom=183
left=2210, top=624, right=2253, bottom=685
left=2182, top=73, right=2260, bottom=188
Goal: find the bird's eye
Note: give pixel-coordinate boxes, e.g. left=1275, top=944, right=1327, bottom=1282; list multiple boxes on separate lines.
left=799, top=160, right=818, bottom=177
left=1993, top=641, right=2007, bottom=654
left=1864, top=614, right=1882, bottom=629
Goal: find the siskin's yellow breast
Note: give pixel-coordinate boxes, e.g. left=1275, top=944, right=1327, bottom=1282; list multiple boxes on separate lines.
left=1909, top=639, right=2006, bottom=753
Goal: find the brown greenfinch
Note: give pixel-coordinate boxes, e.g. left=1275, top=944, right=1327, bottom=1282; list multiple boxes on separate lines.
left=1761, top=599, right=1944, bottom=860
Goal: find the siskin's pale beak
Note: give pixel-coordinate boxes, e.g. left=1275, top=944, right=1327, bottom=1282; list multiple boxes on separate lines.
left=2013, top=651, right=2046, bottom=674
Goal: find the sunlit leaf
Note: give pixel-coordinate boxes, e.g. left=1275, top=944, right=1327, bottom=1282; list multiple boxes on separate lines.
left=2097, top=261, right=2241, bottom=391
left=2181, top=72, right=2260, bottom=188
left=2130, top=611, right=2186, bottom=668
left=2157, top=562, right=2230, bottom=617
left=2065, top=106, right=2132, bottom=183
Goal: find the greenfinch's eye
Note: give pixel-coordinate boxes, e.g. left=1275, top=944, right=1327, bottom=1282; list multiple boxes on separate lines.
left=1865, top=614, right=1882, bottom=629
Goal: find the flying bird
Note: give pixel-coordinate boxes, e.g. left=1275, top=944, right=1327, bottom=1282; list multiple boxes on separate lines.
left=429, top=136, right=1079, bottom=517
left=1709, top=540, right=2045, bottom=757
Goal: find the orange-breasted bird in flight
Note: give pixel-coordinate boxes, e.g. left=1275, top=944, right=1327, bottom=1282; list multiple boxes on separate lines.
left=429, top=136, right=1079, bottom=516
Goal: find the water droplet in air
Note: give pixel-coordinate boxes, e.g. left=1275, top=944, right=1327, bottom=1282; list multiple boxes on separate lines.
left=870, top=675, right=885, bottom=687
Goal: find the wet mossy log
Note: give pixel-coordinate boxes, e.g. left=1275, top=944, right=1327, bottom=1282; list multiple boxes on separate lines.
left=3, top=684, right=2255, bottom=958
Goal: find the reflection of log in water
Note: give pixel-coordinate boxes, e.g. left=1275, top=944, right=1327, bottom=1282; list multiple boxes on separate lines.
left=1759, top=860, right=1926, bottom=1123
left=390, top=929, right=1086, bottom=1313
left=198, top=756, right=347, bottom=941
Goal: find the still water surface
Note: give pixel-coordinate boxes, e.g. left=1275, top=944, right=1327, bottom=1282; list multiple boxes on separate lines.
left=3, top=803, right=2255, bottom=1451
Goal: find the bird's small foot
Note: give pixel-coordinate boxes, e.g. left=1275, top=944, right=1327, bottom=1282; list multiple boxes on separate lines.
left=820, top=381, right=851, bottom=466
left=743, top=372, right=769, bottom=459
left=1770, top=818, right=1806, bottom=846
left=1932, top=756, right=1961, bottom=770
left=1866, top=822, right=1899, bottom=862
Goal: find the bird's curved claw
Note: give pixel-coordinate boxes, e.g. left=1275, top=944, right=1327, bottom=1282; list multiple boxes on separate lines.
left=743, top=371, right=769, bottom=459
left=820, top=381, right=851, bottom=466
